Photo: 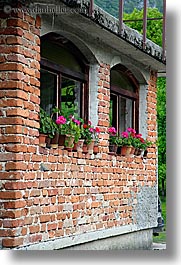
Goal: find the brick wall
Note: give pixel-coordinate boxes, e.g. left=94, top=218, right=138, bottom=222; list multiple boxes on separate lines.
left=0, top=10, right=41, bottom=248
left=0, top=11, right=158, bottom=249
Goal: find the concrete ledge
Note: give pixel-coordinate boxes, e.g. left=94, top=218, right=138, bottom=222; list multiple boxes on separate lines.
left=16, top=225, right=154, bottom=250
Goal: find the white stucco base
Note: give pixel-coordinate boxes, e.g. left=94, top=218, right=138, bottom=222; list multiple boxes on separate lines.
left=15, top=225, right=154, bottom=250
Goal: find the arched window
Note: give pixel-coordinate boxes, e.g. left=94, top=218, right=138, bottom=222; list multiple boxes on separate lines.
left=110, top=65, right=139, bottom=133
left=40, top=33, right=89, bottom=120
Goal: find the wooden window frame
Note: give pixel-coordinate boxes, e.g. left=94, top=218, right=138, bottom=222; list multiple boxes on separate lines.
left=110, top=67, right=139, bottom=133
left=40, top=58, right=89, bottom=122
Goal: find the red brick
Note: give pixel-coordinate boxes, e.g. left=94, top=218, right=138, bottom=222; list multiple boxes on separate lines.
left=3, top=219, right=24, bottom=228
left=28, top=234, right=42, bottom=243
left=0, top=191, right=23, bottom=199
left=35, top=15, right=41, bottom=28
left=40, top=215, right=51, bottom=223
left=4, top=182, right=26, bottom=190
left=7, top=18, right=29, bottom=30
left=2, top=237, right=24, bottom=247
left=5, top=161, right=27, bottom=171
left=0, top=62, right=23, bottom=71
left=5, top=145, right=28, bottom=153
left=6, top=36, right=23, bottom=45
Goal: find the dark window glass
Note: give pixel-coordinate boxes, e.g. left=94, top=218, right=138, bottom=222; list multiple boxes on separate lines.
left=40, top=33, right=88, bottom=120
left=40, top=69, right=57, bottom=116
left=110, top=66, right=139, bottom=133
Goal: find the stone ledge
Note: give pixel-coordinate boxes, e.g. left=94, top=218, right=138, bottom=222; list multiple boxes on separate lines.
left=15, top=225, right=155, bottom=250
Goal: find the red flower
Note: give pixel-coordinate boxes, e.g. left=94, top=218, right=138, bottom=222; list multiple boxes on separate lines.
left=83, top=124, right=88, bottom=129
left=95, top=127, right=100, bottom=133
left=135, top=134, right=142, bottom=138
left=140, top=138, right=145, bottom=143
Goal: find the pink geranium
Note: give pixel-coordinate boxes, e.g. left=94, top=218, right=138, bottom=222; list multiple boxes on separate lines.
left=56, top=115, right=66, bottom=125
left=121, top=131, right=129, bottom=138
left=108, top=127, right=117, bottom=135
left=89, top=128, right=94, bottom=133
left=127, top=127, right=136, bottom=134
left=72, top=118, right=81, bottom=125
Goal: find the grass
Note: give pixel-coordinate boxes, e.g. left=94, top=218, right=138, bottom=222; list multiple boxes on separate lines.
left=153, top=196, right=166, bottom=243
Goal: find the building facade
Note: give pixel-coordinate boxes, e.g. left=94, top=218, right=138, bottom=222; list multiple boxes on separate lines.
left=0, top=0, right=166, bottom=250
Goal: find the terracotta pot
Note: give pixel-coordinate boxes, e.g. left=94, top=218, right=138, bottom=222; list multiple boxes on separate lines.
left=143, top=149, right=148, bottom=158
left=58, top=134, right=66, bottom=146
left=64, top=135, right=75, bottom=151
left=121, top=145, right=132, bottom=156
left=109, top=144, right=118, bottom=154
left=50, top=133, right=59, bottom=148
left=130, top=146, right=135, bottom=155
left=87, top=140, right=95, bottom=154
left=134, top=148, right=144, bottom=156
left=93, top=144, right=99, bottom=154
left=73, top=139, right=84, bottom=152
left=46, top=136, right=51, bottom=148
left=39, top=133, right=47, bottom=147
left=116, top=146, right=122, bottom=155
left=82, top=144, right=88, bottom=154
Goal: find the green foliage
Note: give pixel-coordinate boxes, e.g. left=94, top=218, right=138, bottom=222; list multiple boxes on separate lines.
left=123, top=8, right=163, bottom=46
left=95, top=0, right=163, bottom=17
left=39, top=107, right=58, bottom=138
left=157, top=78, right=166, bottom=195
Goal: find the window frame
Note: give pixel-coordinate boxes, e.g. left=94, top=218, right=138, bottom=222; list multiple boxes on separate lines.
left=40, top=57, right=89, bottom=122
left=110, top=66, right=139, bottom=133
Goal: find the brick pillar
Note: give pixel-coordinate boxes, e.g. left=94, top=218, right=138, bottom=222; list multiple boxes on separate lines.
left=0, top=7, right=41, bottom=248
left=146, top=70, right=157, bottom=161
left=97, top=63, right=110, bottom=153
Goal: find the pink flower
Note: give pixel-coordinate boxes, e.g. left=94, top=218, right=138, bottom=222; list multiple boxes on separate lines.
left=108, top=127, right=117, bottom=135
left=127, top=127, right=136, bottom=134
left=56, top=116, right=66, bottom=125
left=121, top=131, right=129, bottom=138
left=88, top=120, right=92, bottom=125
left=89, top=128, right=94, bottom=133
left=72, top=118, right=81, bottom=125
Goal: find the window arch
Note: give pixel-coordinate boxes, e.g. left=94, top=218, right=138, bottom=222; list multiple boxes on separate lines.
left=110, top=65, right=139, bottom=133
left=40, top=32, right=89, bottom=121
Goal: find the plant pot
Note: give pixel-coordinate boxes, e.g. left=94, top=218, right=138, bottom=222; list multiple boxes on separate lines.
left=82, top=143, right=88, bottom=154
left=134, top=148, right=144, bottom=156
left=121, top=145, right=132, bottom=156
left=116, top=146, right=122, bottom=155
left=73, top=139, right=84, bottom=152
left=46, top=136, right=51, bottom=148
left=50, top=133, right=59, bottom=148
left=93, top=144, right=99, bottom=154
left=109, top=144, right=118, bottom=154
left=87, top=140, right=95, bottom=154
left=39, top=133, right=47, bottom=147
left=143, top=149, right=148, bottom=158
left=58, top=134, right=66, bottom=146
left=130, top=146, right=135, bottom=155
left=64, top=135, right=75, bottom=151
left=51, top=133, right=59, bottom=144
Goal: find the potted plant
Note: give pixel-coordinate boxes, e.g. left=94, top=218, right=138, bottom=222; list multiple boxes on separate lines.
left=120, top=128, right=136, bottom=156
left=55, top=114, right=67, bottom=147
left=133, top=135, right=152, bottom=156
left=71, top=117, right=84, bottom=152
left=93, top=127, right=100, bottom=154
left=108, top=127, right=119, bottom=154
left=81, top=121, right=95, bottom=154
left=39, top=107, right=58, bottom=147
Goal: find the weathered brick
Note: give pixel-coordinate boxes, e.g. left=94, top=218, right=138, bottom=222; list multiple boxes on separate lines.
left=2, top=237, right=24, bottom=247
